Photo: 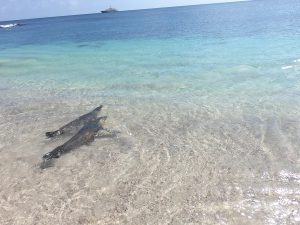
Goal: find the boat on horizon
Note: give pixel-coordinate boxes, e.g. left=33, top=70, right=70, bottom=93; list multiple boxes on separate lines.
left=101, top=7, right=118, bottom=13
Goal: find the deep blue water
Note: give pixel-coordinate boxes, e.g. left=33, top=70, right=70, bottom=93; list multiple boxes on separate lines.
left=1, top=0, right=300, bottom=45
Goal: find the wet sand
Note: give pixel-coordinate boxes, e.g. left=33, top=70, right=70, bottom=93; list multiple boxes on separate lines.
left=0, top=96, right=299, bottom=225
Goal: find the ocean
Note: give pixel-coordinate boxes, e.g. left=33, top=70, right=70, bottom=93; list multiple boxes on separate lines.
left=0, top=0, right=300, bottom=224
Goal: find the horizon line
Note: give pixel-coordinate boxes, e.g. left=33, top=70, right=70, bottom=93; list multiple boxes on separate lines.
left=0, top=0, right=251, bottom=23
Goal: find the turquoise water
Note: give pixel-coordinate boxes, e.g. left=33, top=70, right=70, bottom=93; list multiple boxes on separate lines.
left=2, top=36, right=300, bottom=107
left=1, top=1, right=300, bottom=224
left=1, top=0, right=300, bottom=104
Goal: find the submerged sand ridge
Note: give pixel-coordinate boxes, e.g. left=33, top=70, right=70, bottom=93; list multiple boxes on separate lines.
left=0, top=97, right=299, bottom=225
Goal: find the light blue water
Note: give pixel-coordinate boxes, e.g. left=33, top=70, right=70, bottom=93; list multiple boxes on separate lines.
left=1, top=1, right=300, bottom=224
left=1, top=0, right=300, bottom=105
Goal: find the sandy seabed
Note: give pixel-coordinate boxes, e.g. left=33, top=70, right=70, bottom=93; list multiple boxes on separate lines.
left=0, top=95, right=299, bottom=225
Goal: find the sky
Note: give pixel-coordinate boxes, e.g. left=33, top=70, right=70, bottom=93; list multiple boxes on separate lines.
left=0, top=0, right=245, bottom=21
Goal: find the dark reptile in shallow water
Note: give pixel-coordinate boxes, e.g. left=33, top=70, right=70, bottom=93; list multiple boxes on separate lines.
left=42, top=117, right=107, bottom=162
left=45, top=105, right=103, bottom=138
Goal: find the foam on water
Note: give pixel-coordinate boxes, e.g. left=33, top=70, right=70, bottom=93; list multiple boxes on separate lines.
left=0, top=23, right=19, bottom=29
left=282, top=65, right=293, bottom=70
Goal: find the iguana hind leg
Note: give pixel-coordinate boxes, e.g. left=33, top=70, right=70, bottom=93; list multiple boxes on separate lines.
left=96, top=128, right=120, bottom=138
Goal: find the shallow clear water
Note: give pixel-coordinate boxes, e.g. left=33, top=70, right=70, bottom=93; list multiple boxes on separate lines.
left=0, top=0, right=300, bottom=224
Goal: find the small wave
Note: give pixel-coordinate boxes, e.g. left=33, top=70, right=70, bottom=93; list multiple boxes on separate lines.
left=281, top=65, right=293, bottom=70
left=293, top=59, right=300, bottom=63
left=0, top=23, right=20, bottom=29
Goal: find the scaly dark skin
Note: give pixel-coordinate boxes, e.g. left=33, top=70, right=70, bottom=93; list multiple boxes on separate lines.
left=45, top=105, right=103, bottom=138
left=42, top=117, right=106, bottom=161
